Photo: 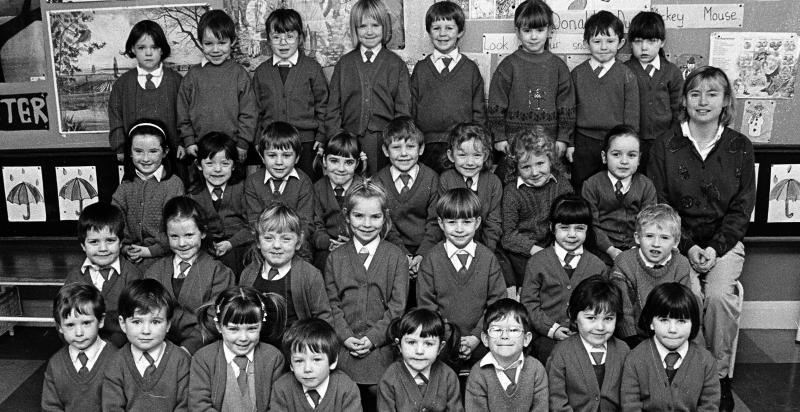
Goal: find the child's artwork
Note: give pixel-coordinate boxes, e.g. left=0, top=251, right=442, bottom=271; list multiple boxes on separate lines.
left=710, top=32, right=799, bottom=99
left=768, top=164, right=800, bottom=223
left=545, top=0, right=650, bottom=10
left=670, top=53, right=704, bottom=80
left=46, top=4, right=209, bottom=133
left=2, top=166, right=45, bottom=222
left=1, top=0, right=47, bottom=83
left=227, top=0, right=404, bottom=70
left=740, top=100, right=776, bottom=143
left=752, top=163, right=759, bottom=222
left=464, top=52, right=492, bottom=97
left=55, top=166, right=98, bottom=220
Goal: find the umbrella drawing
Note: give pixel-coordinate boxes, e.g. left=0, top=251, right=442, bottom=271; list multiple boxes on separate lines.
left=59, top=177, right=98, bottom=214
left=769, top=178, right=800, bottom=218
left=6, top=182, right=43, bottom=220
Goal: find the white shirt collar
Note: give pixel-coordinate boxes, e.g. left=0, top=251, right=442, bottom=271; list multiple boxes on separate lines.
left=554, top=243, right=583, bottom=267
left=653, top=337, right=689, bottom=368
left=640, top=54, right=661, bottom=71
left=354, top=236, right=380, bottom=256
left=81, top=257, right=122, bottom=275
left=304, top=375, right=330, bottom=403
left=329, top=178, right=352, bottom=192
left=444, top=239, right=476, bottom=258
left=403, top=361, right=431, bottom=381
left=136, top=165, right=164, bottom=182
left=579, top=335, right=607, bottom=364
left=390, top=164, right=419, bottom=183
left=69, top=338, right=106, bottom=371
left=516, top=174, right=556, bottom=189
left=272, top=51, right=300, bottom=66
left=137, top=64, right=163, bottom=77
left=479, top=351, right=525, bottom=389
left=638, top=247, right=673, bottom=267
left=201, top=57, right=230, bottom=67
left=172, top=254, right=198, bottom=278
left=263, top=168, right=300, bottom=184
left=260, top=260, right=292, bottom=281
left=589, top=57, right=615, bottom=78
left=223, top=342, right=255, bottom=364
left=433, top=48, right=459, bottom=62
left=606, top=172, right=632, bottom=193
left=681, top=122, right=724, bottom=161
left=464, top=174, right=479, bottom=190
left=360, top=44, right=382, bottom=62
left=207, top=182, right=227, bottom=197
left=130, top=341, right=166, bottom=373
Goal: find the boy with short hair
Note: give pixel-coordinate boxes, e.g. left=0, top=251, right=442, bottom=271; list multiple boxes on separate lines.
left=411, top=1, right=485, bottom=173
left=609, top=203, right=693, bottom=348
left=570, top=10, right=639, bottom=189
left=270, top=318, right=362, bottom=411
left=65, top=202, right=142, bottom=347
left=102, top=279, right=190, bottom=412
left=42, top=284, right=118, bottom=412
left=465, top=298, right=548, bottom=412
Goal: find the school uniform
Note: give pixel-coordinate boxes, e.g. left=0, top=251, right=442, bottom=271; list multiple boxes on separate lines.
left=144, top=251, right=234, bottom=354
left=438, top=169, right=503, bottom=252
left=244, top=168, right=315, bottom=246
left=42, top=339, right=117, bottom=412
left=312, top=175, right=362, bottom=267
left=189, top=340, right=284, bottom=412
left=465, top=353, right=548, bottom=412
left=270, top=369, right=362, bottom=412
left=377, top=360, right=463, bottom=412
left=621, top=338, right=720, bottom=412
left=102, top=341, right=190, bottom=412
left=324, top=238, right=409, bottom=384
left=547, top=334, right=630, bottom=412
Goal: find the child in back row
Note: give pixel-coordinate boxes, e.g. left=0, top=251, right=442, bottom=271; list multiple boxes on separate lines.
left=326, top=0, right=411, bottom=174
left=519, top=194, right=606, bottom=363
left=412, top=1, right=485, bottom=173
left=489, top=0, right=575, bottom=184
left=43, top=284, right=118, bottom=412
left=253, top=8, right=329, bottom=179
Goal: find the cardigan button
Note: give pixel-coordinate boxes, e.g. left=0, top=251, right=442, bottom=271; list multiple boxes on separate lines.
left=566, top=285, right=571, bottom=290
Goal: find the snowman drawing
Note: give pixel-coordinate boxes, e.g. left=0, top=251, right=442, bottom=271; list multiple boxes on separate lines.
left=748, top=103, right=765, bottom=137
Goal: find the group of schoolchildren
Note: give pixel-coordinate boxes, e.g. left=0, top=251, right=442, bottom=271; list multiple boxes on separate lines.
left=40, top=0, right=753, bottom=410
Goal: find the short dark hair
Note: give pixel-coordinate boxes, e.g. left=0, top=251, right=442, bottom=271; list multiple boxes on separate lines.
left=258, top=121, right=301, bottom=155
left=125, top=20, right=171, bottom=60
left=198, top=9, right=236, bottom=43
left=436, top=187, right=482, bottom=220
left=77, top=202, right=124, bottom=243
left=123, top=118, right=174, bottom=182
left=628, top=11, right=666, bottom=41
left=382, top=116, right=424, bottom=147
left=118, top=278, right=175, bottom=320
left=53, top=283, right=105, bottom=326
left=484, top=298, right=532, bottom=333
left=266, top=8, right=304, bottom=36
left=192, top=132, right=243, bottom=191
left=425, top=1, right=465, bottom=33
left=568, top=275, right=623, bottom=324
left=602, top=124, right=640, bottom=152
left=282, top=318, right=341, bottom=364
left=514, top=0, right=554, bottom=30
left=584, top=10, right=624, bottom=42
left=638, top=283, right=701, bottom=340
left=550, top=193, right=592, bottom=226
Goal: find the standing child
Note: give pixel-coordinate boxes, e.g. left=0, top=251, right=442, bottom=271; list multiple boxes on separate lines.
left=378, top=308, right=464, bottom=412
left=465, top=298, right=548, bottom=412
left=581, top=125, right=657, bottom=266
left=519, top=194, right=606, bottom=363
left=42, top=284, right=118, bottom=412
left=188, top=132, right=251, bottom=277
left=252, top=8, right=329, bottom=179
left=102, top=279, right=190, bottom=412
left=625, top=11, right=683, bottom=171
left=621, top=283, right=720, bottom=411
left=190, top=286, right=286, bottom=411
left=113, top=120, right=185, bottom=269
left=412, top=1, right=485, bottom=173
left=144, top=196, right=234, bottom=354
left=324, top=180, right=409, bottom=410
left=325, top=0, right=411, bottom=174
left=489, top=0, right=575, bottom=184
left=66, top=203, right=142, bottom=347
left=547, top=275, right=630, bottom=412
left=271, top=318, right=362, bottom=411
left=570, top=11, right=639, bottom=189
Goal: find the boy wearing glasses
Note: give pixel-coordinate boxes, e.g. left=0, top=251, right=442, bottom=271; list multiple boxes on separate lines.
left=253, top=8, right=329, bottom=179
left=465, top=298, right=548, bottom=412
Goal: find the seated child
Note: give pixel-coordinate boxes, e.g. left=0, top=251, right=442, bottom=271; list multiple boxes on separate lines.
left=66, top=202, right=142, bottom=347
left=42, top=284, right=118, bottom=412
left=621, top=283, right=720, bottom=411
left=271, top=318, right=362, bottom=411
left=519, top=194, right=606, bottom=363
left=102, top=279, right=190, bottom=411
left=581, top=125, right=657, bottom=265
left=547, top=275, right=630, bottom=412
left=465, top=298, right=548, bottom=412
left=609, top=203, right=693, bottom=348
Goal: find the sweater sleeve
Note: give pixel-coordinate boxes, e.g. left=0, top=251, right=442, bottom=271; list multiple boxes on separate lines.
left=519, top=256, right=557, bottom=336
left=324, top=255, right=357, bottom=341
left=311, top=64, right=329, bottom=142
left=312, top=191, right=332, bottom=251
left=41, top=360, right=65, bottom=412
left=146, top=179, right=185, bottom=257
left=177, top=71, right=196, bottom=147
left=376, top=373, right=398, bottom=412
left=417, top=178, right=441, bottom=256
left=546, top=348, right=575, bottom=412
left=699, top=353, right=722, bottom=412
left=236, top=69, right=258, bottom=148
left=174, top=354, right=190, bottom=412
left=365, top=250, right=409, bottom=348
left=393, top=56, right=412, bottom=118
left=487, top=60, right=512, bottom=142
left=297, top=179, right=316, bottom=241
left=464, top=368, right=489, bottom=412
left=324, top=61, right=345, bottom=140
left=581, top=178, right=614, bottom=254
left=620, top=353, right=645, bottom=412
left=472, top=255, right=507, bottom=338
left=244, top=175, right=263, bottom=226
left=501, top=186, right=537, bottom=255
left=483, top=177, right=503, bottom=251
left=112, top=185, right=133, bottom=246
left=227, top=188, right=254, bottom=248
left=304, top=266, right=334, bottom=327
left=555, top=59, right=576, bottom=145
left=623, top=66, right=640, bottom=133
left=531, top=361, right=550, bottom=412
left=472, top=64, right=487, bottom=126
left=609, top=264, right=639, bottom=338
left=101, top=356, right=128, bottom=412
left=416, top=253, right=438, bottom=312
left=409, top=63, right=421, bottom=122
left=188, top=352, right=218, bottom=412
left=668, top=67, right=684, bottom=133
left=446, top=369, right=466, bottom=412
left=708, top=135, right=755, bottom=256
left=267, top=380, right=291, bottom=412
left=107, top=77, right=126, bottom=155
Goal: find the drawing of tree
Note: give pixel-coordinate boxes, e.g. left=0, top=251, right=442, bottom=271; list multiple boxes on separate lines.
left=144, top=6, right=208, bottom=53
left=0, top=0, right=41, bottom=82
left=50, top=11, right=106, bottom=85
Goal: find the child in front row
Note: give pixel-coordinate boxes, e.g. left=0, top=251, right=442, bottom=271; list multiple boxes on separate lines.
left=621, top=283, right=720, bottom=411
left=581, top=125, right=657, bottom=266
left=66, top=202, right=142, bottom=347
left=378, top=308, right=464, bottom=412
left=519, top=194, right=606, bottom=363
left=144, top=196, right=234, bottom=354
left=271, top=318, right=362, bottom=411
left=465, top=298, right=548, bottom=412
left=609, top=204, right=693, bottom=348
left=412, top=1, right=485, bottom=174
left=191, top=286, right=286, bottom=411
left=324, top=180, right=409, bottom=411
left=325, top=0, right=411, bottom=174
left=102, top=279, right=190, bottom=412
left=547, top=275, right=630, bottom=412
left=43, top=284, right=118, bottom=412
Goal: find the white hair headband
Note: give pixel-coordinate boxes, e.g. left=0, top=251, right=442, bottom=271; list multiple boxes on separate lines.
left=128, top=122, right=166, bottom=138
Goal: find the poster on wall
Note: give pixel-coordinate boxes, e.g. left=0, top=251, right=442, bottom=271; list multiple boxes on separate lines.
left=767, top=164, right=800, bottom=223
left=710, top=32, right=799, bottom=99
left=0, top=0, right=47, bottom=83
left=47, top=4, right=209, bottom=134
left=2, top=166, right=46, bottom=222
left=0, top=92, right=49, bottom=130
left=226, top=0, right=404, bottom=70
left=670, top=53, right=705, bottom=80
left=546, top=0, right=650, bottom=10
left=55, top=166, right=98, bottom=221
left=740, top=100, right=775, bottom=143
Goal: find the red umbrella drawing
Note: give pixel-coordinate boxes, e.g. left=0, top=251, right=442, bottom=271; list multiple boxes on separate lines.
left=6, top=181, right=43, bottom=220
left=59, top=177, right=98, bottom=214
left=770, top=178, right=800, bottom=218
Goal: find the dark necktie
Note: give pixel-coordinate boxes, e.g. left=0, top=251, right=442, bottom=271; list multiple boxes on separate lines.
left=399, top=173, right=411, bottom=195
left=590, top=351, right=604, bottom=365
left=145, top=74, right=156, bottom=90
left=503, top=367, right=517, bottom=395
left=416, top=372, right=428, bottom=394
left=665, top=351, right=680, bottom=383
left=267, top=267, right=279, bottom=280
left=465, top=177, right=474, bottom=191
left=98, top=267, right=112, bottom=281
left=645, top=63, right=656, bottom=77
left=272, top=179, right=283, bottom=195
left=614, top=180, right=624, bottom=200
left=277, top=62, right=291, bottom=83
left=307, top=389, right=321, bottom=407
left=142, top=351, right=156, bottom=378
left=564, top=253, right=576, bottom=278
left=593, top=65, right=603, bottom=78
left=441, top=57, right=452, bottom=74
left=365, top=50, right=374, bottom=63
left=653, top=264, right=665, bottom=269
left=212, top=187, right=223, bottom=210
left=358, top=247, right=370, bottom=267
left=177, top=261, right=191, bottom=279
left=77, top=351, right=89, bottom=376
left=233, top=355, right=249, bottom=395
left=457, top=252, right=469, bottom=273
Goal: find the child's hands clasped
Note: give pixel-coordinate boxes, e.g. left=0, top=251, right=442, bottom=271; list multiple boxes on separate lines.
left=345, top=336, right=374, bottom=358
left=124, top=244, right=152, bottom=263
left=408, top=255, right=423, bottom=276
left=459, top=335, right=480, bottom=358
left=553, top=326, right=574, bottom=341
left=688, top=245, right=717, bottom=273
left=214, top=240, right=233, bottom=257
left=329, top=236, right=349, bottom=251
left=186, top=144, right=199, bottom=158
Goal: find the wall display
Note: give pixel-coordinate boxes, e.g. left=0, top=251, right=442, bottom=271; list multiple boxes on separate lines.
left=710, top=32, right=798, bottom=99
left=0, top=92, right=48, bottom=130
left=2, top=166, right=46, bottom=222
left=649, top=3, right=743, bottom=29
left=670, top=53, right=705, bottom=80
left=740, top=100, right=775, bottom=144
left=767, top=164, right=800, bottom=223
left=0, top=0, right=47, bottom=83
left=46, top=4, right=209, bottom=134
left=55, top=165, right=98, bottom=220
